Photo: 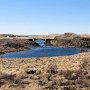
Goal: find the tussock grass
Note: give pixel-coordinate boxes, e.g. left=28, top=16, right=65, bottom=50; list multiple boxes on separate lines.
left=0, top=52, right=90, bottom=90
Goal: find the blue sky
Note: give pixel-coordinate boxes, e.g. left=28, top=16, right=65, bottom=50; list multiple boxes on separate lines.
left=0, top=0, right=90, bottom=35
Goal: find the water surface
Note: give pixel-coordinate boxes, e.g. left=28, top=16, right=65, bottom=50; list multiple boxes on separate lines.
left=0, top=47, right=80, bottom=58
left=0, top=40, right=80, bottom=58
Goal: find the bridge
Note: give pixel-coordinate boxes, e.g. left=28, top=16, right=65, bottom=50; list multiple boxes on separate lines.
left=27, top=36, right=55, bottom=42
left=3, top=35, right=56, bottom=42
left=24, top=36, right=55, bottom=43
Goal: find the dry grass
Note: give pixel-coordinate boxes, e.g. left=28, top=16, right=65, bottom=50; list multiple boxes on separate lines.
left=0, top=52, right=90, bottom=90
left=80, top=34, right=90, bottom=38
left=0, top=39, right=38, bottom=54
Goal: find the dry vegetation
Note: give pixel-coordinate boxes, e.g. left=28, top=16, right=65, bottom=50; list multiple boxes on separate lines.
left=0, top=39, right=39, bottom=54
left=80, top=34, right=90, bottom=38
left=0, top=52, right=90, bottom=90
left=47, top=33, right=90, bottom=48
left=0, top=33, right=90, bottom=90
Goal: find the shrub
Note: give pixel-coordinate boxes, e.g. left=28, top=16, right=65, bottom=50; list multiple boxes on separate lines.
left=46, top=62, right=57, bottom=74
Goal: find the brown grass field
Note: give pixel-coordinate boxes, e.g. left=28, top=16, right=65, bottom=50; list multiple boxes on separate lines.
left=0, top=52, right=90, bottom=90
left=80, top=34, right=90, bottom=38
left=0, top=33, right=90, bottom=90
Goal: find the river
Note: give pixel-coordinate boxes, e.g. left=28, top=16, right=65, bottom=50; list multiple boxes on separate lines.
left=0, top=40, right=80, bottom=58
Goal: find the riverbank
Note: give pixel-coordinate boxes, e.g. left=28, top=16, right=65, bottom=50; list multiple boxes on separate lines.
left=46, top=33, right=90, bottom=49
left=0, top=52, right=90, bottom=90
left=0, top=39, right=39, bottom=54
left=0, top=33, right=90, bottom=55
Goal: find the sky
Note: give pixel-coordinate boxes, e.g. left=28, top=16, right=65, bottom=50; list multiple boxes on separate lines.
left=0, top=0, right=90, bottom=35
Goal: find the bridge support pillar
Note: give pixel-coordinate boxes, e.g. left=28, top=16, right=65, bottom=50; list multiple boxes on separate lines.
left=33, top=39, right=35, bottom=41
